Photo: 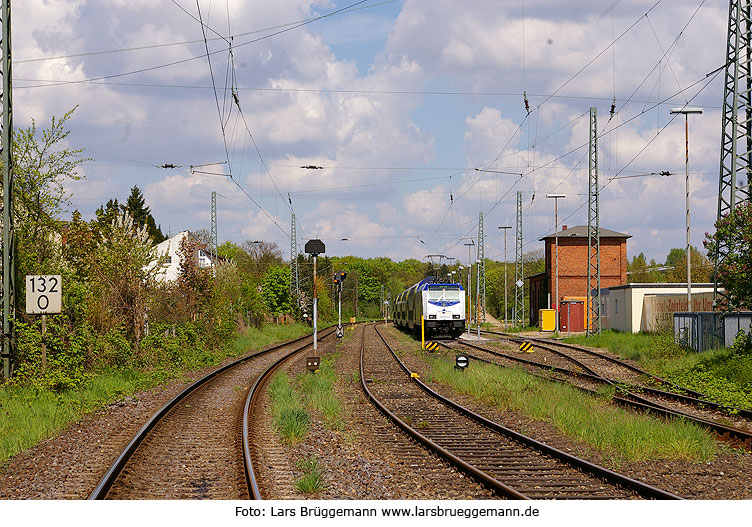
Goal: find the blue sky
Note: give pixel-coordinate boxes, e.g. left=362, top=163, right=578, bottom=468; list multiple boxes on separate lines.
left=15, top=1, right=729, bottom=266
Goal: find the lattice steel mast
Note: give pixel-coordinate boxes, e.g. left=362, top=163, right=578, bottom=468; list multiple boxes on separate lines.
left=716, top=0, right=752, bottom=305
left=586, top=107, right=601, bottom=336
left=210, top=191, right=217, bottom=260
left=514, top=191, right=524, bottom=327
left=290, top=213, right=299, bottom=296
left=1, top=0, right=13, bottom=381
left=477, top=212, right=486, bottom=323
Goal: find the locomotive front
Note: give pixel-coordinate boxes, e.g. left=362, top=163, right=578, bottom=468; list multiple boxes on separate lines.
left=422, top=282, right=465, bottom=337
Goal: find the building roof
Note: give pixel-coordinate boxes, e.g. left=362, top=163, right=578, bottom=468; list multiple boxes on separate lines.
left=605, top=282, right=715, bottom=291
left=539, top=225, right=631, bottom=241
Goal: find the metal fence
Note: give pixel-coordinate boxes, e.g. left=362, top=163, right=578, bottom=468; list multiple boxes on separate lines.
left=673, top=312, right=752, bottom=351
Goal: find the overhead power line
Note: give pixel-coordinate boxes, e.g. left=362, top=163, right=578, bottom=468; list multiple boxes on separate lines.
left=16, top=0, right=398, bottom=65
left=13, top=0, right=377, bottom=90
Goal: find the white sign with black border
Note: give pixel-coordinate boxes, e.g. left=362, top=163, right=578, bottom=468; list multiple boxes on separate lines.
left=25, top=275, right=62, bottom=314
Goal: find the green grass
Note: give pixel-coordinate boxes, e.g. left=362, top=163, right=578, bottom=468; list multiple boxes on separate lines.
left=295, top=455, right=324, bottom=494
left=269, top=372, right=310, bottom=443
left=231, top=324, right=310, bottom=355
left=561, top=330, right=685, bottom=364
left=428, top=357, right=717, bottom=466
left=660, top=349, right=752, bottom=411
left=297, top=354, right=344, bottom=431
left=0, top=369, right=146, bottom=466
left=0, top=323, right=312, bottom=466
left=562, top=330, right=752, bottom=410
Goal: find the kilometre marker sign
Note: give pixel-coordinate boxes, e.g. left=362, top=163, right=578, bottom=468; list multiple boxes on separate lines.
left=25, top=275, right=62, bottom=314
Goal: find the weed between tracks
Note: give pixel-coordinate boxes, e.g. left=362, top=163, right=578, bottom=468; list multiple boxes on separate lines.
left=298, top=353, right=344, bottom=431
left=295, top=455, right=325, bottom=494
left=269, top=372, right=310, bottom=444
left=427, top=357, right=717, bottom=466
left=267, top=350, right=345, bottom=493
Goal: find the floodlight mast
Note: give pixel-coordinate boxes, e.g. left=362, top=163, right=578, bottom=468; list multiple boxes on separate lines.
left=670, top=107, right=703, bottom=312
left=546, top=194, right=566, bottom=332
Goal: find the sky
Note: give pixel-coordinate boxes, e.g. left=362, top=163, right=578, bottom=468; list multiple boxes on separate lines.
left=14, top=0, right=731, bottom=267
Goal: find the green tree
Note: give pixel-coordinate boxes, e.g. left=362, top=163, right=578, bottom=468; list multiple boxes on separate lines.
left=213, top=262, right=265, bottom=328
left=9, top=108, right=88, bottom=275
left=94, top=198, right=121, bottom=231
left=262, top=266, right=292, bottom=316
left=62, top=210, right=97, bottom=279
left=705, top=202, right=752, bottom=310
left=177, top=235, right=214, bottom=318
left=665, top=248, right=686, bottom=269
left=666, top=246, right=713, bottom=283
left=122, top=185, right=165, bottom=243
left=244, top=240, right=284, bottom=276
left=89, top=211, right=165, bottom=351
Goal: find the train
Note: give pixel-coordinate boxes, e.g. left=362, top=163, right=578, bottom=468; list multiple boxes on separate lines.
left=393, top=277, right=466, bottom=337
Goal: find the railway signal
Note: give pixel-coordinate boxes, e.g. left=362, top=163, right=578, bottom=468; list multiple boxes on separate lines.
left=334, top=271, right=346, bottom=338
left=306, top=357, right=320, bottom=372
left=305, top=239, right=325, bottom=364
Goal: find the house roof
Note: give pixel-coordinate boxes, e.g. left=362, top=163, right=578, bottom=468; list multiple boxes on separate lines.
left=539, top=225, right=631, bottom=241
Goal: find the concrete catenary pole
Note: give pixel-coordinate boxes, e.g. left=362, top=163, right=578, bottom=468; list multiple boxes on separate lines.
left=2, top=0, right=14, bottom=381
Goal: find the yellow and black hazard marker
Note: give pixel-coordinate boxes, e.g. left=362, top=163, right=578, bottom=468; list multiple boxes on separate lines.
left=425, top=341, right=440, bottom=352
left=519, top=341, right=534, bottom=353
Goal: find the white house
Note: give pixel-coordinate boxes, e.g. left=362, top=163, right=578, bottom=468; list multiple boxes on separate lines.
left=151, top=230, right=215, bottom=282
left=601, top=283, right=716, bottom=333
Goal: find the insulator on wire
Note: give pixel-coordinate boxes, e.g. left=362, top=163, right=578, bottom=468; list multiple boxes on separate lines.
left=610, top=96, right=616, bottom=119
left=523, top=91, right=530, bottom=114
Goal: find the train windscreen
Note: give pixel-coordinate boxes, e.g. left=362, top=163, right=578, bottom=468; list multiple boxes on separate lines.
left=427, top=285, right=461, bottom=301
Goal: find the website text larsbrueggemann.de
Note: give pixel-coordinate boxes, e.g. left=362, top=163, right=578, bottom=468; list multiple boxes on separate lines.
left=235, top=505, right=540, bottom=519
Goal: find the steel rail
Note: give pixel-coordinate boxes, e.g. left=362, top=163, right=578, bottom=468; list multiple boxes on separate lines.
left=359, top=325, right=529, bottom=499
left=450, top=338, right=752, bottom=447
left=88, top=327, right=332, bottom=500
left=480, top=330, right=752, bottom=420
left=484, top=329, right=704, bottom=397
left=243, top=326, right=337, bottom=499
left=373, top=325, right=681, bottom=500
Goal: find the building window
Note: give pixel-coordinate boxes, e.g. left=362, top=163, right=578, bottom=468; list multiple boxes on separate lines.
left=615, top=299, right=618, bottom=314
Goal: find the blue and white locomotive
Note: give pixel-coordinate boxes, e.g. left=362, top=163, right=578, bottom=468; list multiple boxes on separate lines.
left=393, top=277, right=466, bottom=338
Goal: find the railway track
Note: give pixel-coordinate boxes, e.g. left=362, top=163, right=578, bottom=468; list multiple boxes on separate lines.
left=452, top=332, right=752, bottom=447
left=89, top=328, right=334, bottom=500
left=362, top=324, right=679, bottom=500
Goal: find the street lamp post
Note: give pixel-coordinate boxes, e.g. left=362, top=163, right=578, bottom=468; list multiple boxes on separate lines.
left=499, top=226, right=512, bottom=329
left=464, top=240, right=475, bottom=337
left=670, top=107, right=703, bottom=313
left=546, top=194, right=566, bottom=333
left=476, top=259, right=481, bottom=339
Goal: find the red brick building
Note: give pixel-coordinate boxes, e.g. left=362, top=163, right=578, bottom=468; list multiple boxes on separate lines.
left=528, top=225, right=630, bottom=325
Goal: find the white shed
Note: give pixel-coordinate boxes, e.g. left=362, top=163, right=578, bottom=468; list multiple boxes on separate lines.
left=601, top=283, right=716, bottom=333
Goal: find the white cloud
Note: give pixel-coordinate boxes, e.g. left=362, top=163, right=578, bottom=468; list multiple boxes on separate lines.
left=12, top=1, right=732, bottom=262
